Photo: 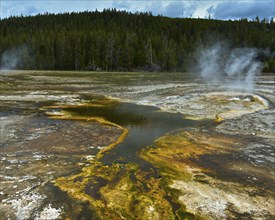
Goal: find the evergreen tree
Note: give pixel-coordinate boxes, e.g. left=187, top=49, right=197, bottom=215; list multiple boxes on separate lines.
left=0, top=10, right=274, bottom=72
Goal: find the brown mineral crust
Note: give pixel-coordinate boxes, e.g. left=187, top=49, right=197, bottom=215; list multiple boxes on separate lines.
left=140, top=130, right=275, bottom=219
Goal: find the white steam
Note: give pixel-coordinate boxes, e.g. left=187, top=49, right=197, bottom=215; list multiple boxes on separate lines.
left=197, top=43, right=266, bottom=92
left=0, top=46, right=31, bottom=70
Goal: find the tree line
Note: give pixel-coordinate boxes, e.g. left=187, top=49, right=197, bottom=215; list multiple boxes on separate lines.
left=1, top=9, right=274, bottom=72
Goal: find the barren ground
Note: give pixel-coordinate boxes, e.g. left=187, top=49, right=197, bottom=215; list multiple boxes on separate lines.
left=0, top=71, right=274, bottom=219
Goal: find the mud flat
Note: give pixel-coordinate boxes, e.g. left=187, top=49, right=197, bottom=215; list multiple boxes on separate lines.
left=0, top=71, right=274, bottom=219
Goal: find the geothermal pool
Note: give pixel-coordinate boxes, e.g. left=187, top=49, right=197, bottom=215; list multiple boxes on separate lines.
left=0, top=71, right=274, bottom=219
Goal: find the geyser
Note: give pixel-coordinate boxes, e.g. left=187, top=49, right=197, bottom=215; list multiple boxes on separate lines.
left=196, top=43, right=268, bottom=92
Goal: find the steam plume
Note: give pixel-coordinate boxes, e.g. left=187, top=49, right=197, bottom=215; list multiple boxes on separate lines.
left=196, top=42, right=268, bottom=92
left=0, top=46, right=31, bottom=70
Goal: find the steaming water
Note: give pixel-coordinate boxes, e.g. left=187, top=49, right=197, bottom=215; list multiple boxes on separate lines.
left=197, top=43, right=268, bottom=92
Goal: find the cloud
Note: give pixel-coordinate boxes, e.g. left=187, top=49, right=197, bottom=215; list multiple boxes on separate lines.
left=0, top=0, right=114, bottom=18
left=24, top=5, right=41, bottom=15
left=209, top=0, right=274, bottom=20
left=112, top=1, right=130, bottom=10
left=1, top=1, right=40, bottom=18
left=1, top=0, right=273, bottom=20
left=165, top=1, right=196, bottom=18
left=145, top=1, right=197, bottom=18
left=164, top=1, right=185, bottom=17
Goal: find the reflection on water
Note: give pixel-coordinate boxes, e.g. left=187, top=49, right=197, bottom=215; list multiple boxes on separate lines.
left=62, top=101, right=210, bottom=166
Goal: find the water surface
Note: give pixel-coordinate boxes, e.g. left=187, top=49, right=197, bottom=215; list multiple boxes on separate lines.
left=61, top=100, right=211, bottom=167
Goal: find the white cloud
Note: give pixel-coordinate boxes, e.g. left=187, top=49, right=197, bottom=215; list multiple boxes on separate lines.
left=140, top=1, right=197, bottom=18
left=1, top=0, right=114, bottom=18
left=162, top=1, right=196, bottom=18
left=0, top=0, right=274, bottom=20
left=209, top=0, right=274, bottom=20
left=112, top=1, right=131, bottom=10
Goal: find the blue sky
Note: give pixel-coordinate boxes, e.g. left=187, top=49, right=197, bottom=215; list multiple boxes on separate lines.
left=1, top=0, right=274, bottom=20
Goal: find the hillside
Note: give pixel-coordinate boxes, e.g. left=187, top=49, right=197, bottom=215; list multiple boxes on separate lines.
left=1, top=9, right=274, bottom=71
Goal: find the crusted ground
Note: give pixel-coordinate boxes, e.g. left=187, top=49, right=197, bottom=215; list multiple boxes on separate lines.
left=1, top=71, right=274, bottom=219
